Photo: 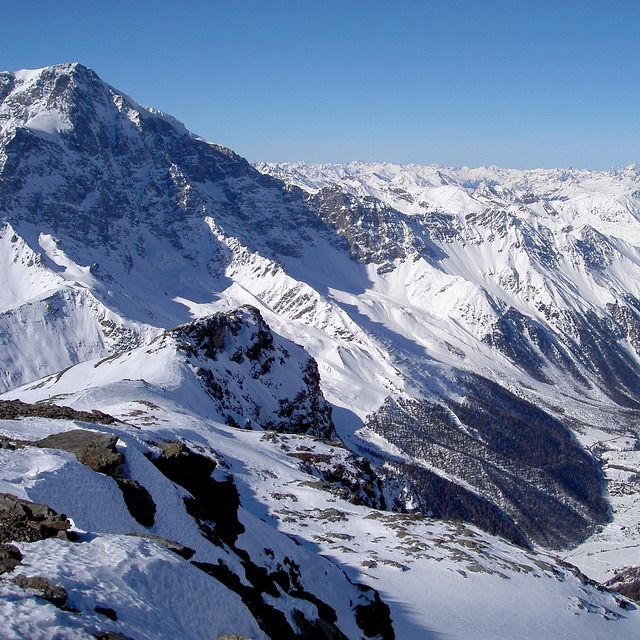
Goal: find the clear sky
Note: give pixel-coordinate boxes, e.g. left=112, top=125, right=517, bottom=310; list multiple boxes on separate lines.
left=1, top=1, right=638, bottom=169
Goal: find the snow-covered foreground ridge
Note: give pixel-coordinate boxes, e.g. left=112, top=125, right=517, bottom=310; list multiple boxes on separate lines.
left=1, top=62, right=640, bottom=637
left=0, top=345, right=637, bottom=640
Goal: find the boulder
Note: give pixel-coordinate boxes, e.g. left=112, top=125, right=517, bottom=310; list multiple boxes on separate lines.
left=0, top=543, right=22, bottom=574
left=0, top=493, right=71, bottom=543
left=35, top=429, right=123, bottom=476
left=12, top=574, right=68, bottom=609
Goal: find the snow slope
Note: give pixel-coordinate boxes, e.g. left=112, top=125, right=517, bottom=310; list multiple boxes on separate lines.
left=1, top=334, right=639, bottom=639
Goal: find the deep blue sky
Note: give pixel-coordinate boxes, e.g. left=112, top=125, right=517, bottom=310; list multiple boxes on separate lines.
left=2, top=1, right=638, bottom=169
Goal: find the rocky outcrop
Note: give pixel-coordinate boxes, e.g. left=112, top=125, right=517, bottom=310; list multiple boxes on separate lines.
left=11, top=574, right=68, bottom=609
left=286, top=448, right=386, bottom=509
left=34, top=429, right=123, bottom=474
left=0, top=543, right=22, bottom=574
left=151, top=439, right=394, bottom=640
left=113, top=478, right=156, bottom=527
left=2, top=414, right=158, bottom=528
left=31, top=427, right=157, bottom=527
left=150, top=440, right=243, bottom=546
left=307, top=185, right=439, bottom=272
left=0, top=63, right=318, bottom=269
left=0, top=493, right=72, bottom=543
left=172, top=307, right=335, bottom=439
left=0, top=399, right=116, bottom=424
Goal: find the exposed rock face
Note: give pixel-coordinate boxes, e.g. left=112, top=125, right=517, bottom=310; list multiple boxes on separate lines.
left=113, top=478, right=156, bottom=527
left=286, top=448, right=386, bottom=509
left=194, top=555, right=394, bottom=640
left=260, top=161, right=640, bottom=414
left=172, top=306, right=335, bottom=439
left=0, top=63, right=318, bottom=271
left=0, top=63, right=322, bottom=393
left=0, top=493, right=71, bottom=543
left=94, top=606, right=118, bottom=620
left=354, top=588, right=395, bottom=640
left=307, top=186, right=432, bottom=273
left=151, top=440, right=217, bottom=487
left=11, top=574, right=68, bottom=609
left=0, top=543, right=23, bottom=574
left=151, top=440, right=243, bottom=546
left=35, top=429, right=123, bottom=475
left=606, top=567, right=640, bottom=603
left=6, top=417, right=158, bottom=528
left=0, top=399, right=116, bottom=424
left=0, top=64, right=244, bottom=248
left=4, top=65, right=640, bottom=637
left=151, top=439, right=394, bottom=640
left=34, top=428, right=157, bottom=527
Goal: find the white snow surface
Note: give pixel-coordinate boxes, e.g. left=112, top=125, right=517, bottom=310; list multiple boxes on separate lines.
left=1, top=374, right=639, bottom=639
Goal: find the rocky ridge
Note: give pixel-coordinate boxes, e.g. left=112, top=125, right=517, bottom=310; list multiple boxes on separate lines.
left=0, top=404, right=393, bottom=640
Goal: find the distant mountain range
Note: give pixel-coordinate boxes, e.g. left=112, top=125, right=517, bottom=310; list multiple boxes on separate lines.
left=1, top=63, right=640, bottom=639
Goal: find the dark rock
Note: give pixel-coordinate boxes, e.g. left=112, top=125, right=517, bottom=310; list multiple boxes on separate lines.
left=152, top=440, right=217, bottom=493
left=0, top=543, right=23, bottom=574
left=114, top=478, right=156, bottom=527
left=292, top=609, right=349, bottom=640
left=127, top=533, right=195, bottom=560
left=94, top=606, right=118, bottom=621
left=0, top=435, right=17, bottom=450
left=12, top=574, right=68, bottom=608
left=273, top=359, right=334, bottom=440
left=354, top=587, right=395, bottom=639
left=93, top=633, right=135, bottom=640
left=0, top=399, right=116, bottom=424
left=307, top=185, right=436, bottom=272
left=183, top=477, right=244, bottom=548
left=151, top=440, right=391, bottom=640
left=194, top=560, right=310, bottom=640
left=170, top=307, right=336, bottom=439
left=35, top=429, right=123, bottom=476
left=151, top=440, right=244, bottom=546
left=22, top=428, right=156, bottom=528
left=606, top=566, right=640, bottom=602
left=194, top=548, right=391, bottom=640
left=0, top=493, right=71, bottom=543
left=287, top=449, right=386, bottom=510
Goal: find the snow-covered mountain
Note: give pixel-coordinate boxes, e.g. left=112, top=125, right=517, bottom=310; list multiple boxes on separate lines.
left=256, top=160, right=640, bottom=408
left=2, top=63, right=640, bottom=638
